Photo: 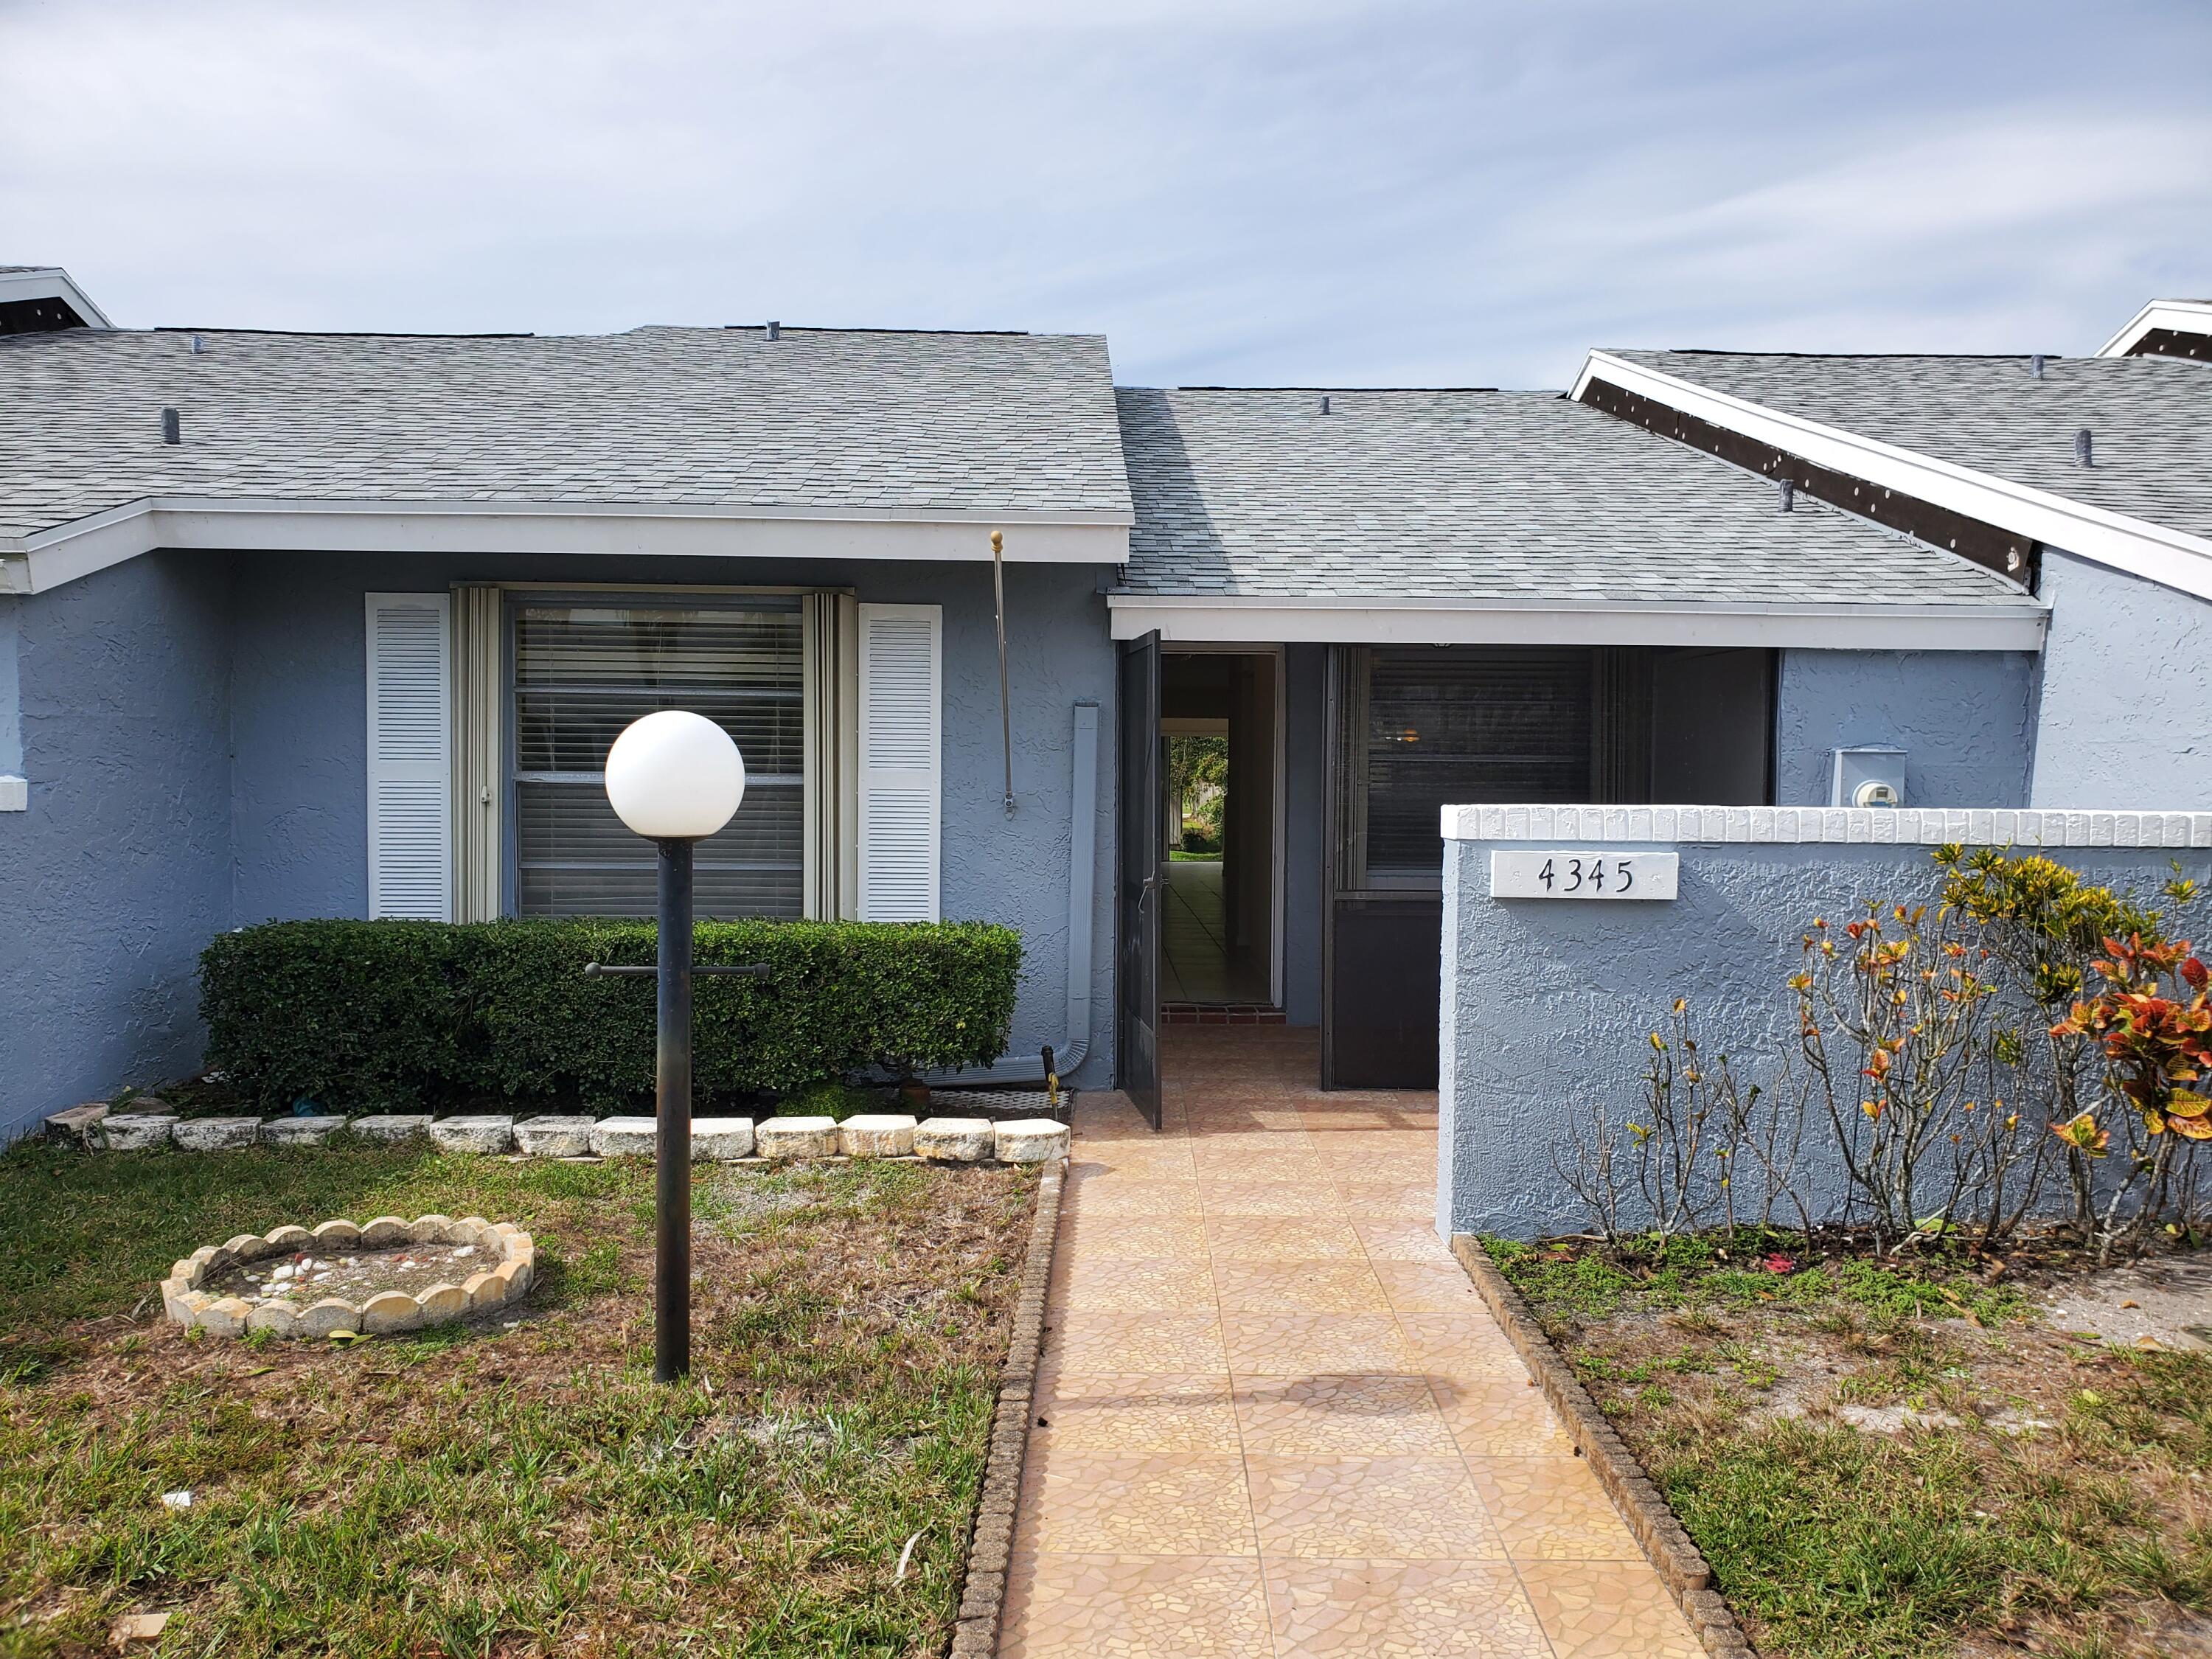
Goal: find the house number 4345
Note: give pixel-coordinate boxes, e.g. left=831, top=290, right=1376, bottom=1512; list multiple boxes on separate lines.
left=1489, top=850, right=1680, bottom=901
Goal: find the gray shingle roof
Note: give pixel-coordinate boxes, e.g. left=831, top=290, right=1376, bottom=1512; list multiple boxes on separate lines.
left=0, top=325, right=1130, bottom=538
left=1114, top=386, right=2037, bottom=608
left=1605, top=350, right=2212, bottom=543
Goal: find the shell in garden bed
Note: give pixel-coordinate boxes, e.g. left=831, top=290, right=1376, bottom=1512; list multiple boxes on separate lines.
left=161, top=1214, right=534, bottom=1338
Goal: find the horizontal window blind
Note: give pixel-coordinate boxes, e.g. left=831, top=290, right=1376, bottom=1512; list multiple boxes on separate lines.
left=1361, top=646, right=1595, bottom=884
left=513, top=602, right=803, bottom=919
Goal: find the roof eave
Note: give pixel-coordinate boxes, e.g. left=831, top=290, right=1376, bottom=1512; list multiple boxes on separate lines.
left=1, top=495, right=1134, bottom=595
left=1105, top=592, right=2048, bottom=651
left=0, top=266, right=114, bottom=330
left=2096, top=299, right=2212, bottom=359
left=1571, top=349, right=2212, bottom=602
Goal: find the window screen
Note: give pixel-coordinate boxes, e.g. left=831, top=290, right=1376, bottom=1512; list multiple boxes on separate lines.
left=1353, top=646, right=1596, bottom=887
left=512, top=602, right=804, bottom=918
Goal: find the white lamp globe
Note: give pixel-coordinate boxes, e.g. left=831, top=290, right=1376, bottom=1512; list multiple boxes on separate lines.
left=604, top=710, right=745, bottom=840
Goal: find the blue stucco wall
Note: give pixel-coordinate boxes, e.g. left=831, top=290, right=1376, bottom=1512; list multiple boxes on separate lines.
left=2031, top=547, right=2212, bottom=807
left=1, top=552, right=235, bottom=1135
left=1774, top=648, right=2036, bottom=807
left=227, top=551, right=1119, bottom=1088
left=1437, top=832, right=2210, bottom=1239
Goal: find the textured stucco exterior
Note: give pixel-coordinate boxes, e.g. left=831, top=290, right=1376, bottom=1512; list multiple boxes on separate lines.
left=2030, top=546, right=2212, bottom=807
left=1774, top=647, right=2037, bottom=807
left=5, top=549, right=1118, bottom=1135
left=1438, top=831, right=2210, bottom=1239
left=1, top=552, right=234, bottom=1130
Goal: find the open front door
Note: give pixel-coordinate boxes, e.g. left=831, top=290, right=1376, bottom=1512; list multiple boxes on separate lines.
left=1117, top=631, right=1163, bottom=1129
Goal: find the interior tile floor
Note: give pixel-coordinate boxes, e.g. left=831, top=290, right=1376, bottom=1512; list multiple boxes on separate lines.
left=998, top=1026, right=1700, bottom=1659
left=1162, top=858, right=1272, bottom=1006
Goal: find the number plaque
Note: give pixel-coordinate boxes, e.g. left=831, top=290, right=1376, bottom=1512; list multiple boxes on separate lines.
left=1489, top=850, right=1678, bottom=901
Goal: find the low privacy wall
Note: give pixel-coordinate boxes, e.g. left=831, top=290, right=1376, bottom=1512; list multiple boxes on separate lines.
left=1438, top=806, right=2212, bottom=1239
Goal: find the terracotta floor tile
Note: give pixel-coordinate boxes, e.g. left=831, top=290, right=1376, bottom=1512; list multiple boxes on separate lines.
left=1017, top=1451, right=1256, bottom=1555
left=1330, top=1179, right=1439, bottom=1217
left=1197, top=1179, right=1348, bottom=1217
left=1192, top=1152, right=1331, bottom=1186
left=1052, top=1255, right=1219, bottom=1315
left=1000, top=1552, right=1274, bottom=1658
left=1350, top=1217, right=1455, bottom=1262
left=1205, top=1214, right=1365, bottom=1260
left=1063, top=1176, right=1206, bottom=1217
left=1395, top=1311, right=1528, bottom=1377
left=1212, top=1259, right=1391, bottom=1314
left=1372, top=1258, right=1486, bottom=1312
left=1035, top=1371, right=1242, bottom=1454
left=1430, top=1377, right=1578, bottom=1457
left=1222, top=1312, right=1415, bottom=1374
left=1246, top=1455, right=1508, bottom=1559
left=1467, top=1455, right=1646, bottom=1561
left=1051, top=1312, right=1228, bottom=1374
left=1232, top=1373, right=1459, bottom=1456
left=1062, top=1212, right=1211, bottom=1260
left=1264, top=1557, right=1552, bottom=1658
left=1517, top=1560, right=1705, bottom=1657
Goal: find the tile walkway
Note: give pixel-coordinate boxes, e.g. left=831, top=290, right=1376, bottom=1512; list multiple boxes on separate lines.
left=998, top=1026, right=1702, bottom=1659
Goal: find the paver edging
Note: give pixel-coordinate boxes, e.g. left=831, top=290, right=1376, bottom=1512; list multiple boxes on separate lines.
left=1450, top=1234, right=1758, bottom=1659
left=947, top=1158, right=1064, bottom=1659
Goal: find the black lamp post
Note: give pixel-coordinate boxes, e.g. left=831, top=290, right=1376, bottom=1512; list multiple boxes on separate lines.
left=591, top=709, right=757, bottom=1384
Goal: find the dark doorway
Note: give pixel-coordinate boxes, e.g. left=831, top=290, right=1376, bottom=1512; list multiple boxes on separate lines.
left=1160, top=650, right=1280, bottom=1009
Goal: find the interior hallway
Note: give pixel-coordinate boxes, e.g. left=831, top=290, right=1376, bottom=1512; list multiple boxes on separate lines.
left=1162, top=858, right=1272, bottom=1005
left=997, top=1026, right=1700, bottom=1658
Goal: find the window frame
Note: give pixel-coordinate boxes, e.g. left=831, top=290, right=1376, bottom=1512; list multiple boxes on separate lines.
left=498, top=584, right=819, bottom=922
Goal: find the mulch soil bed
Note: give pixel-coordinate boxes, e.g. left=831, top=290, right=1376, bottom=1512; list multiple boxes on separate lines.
left=0, top=1138, right=1037, bottom=1658
left=1490, top=1231, right=2212, bottom=1659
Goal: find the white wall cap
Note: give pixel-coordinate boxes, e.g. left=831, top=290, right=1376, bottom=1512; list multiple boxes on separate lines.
left=1442, top=802, right=2212, bottom=849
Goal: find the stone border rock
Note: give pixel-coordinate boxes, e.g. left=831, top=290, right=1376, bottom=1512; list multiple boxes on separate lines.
left=948, top=1158, right=1064, bottom=1659
left=60, top=1107, right=1071, bottom=1169
left=162, top=1216, right=535, bottom=1340
left=1450, top=1235, right=1754, bottom=1659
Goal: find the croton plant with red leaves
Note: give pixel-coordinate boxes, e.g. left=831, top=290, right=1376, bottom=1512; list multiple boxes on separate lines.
left=2051, top=933, right=2212, bottom=1143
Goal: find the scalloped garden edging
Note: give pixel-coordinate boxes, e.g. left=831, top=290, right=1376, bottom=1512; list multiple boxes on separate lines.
left=162, top=1214, right=535, bottom=1340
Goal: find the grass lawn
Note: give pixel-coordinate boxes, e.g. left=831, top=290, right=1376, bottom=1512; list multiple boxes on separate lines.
left=0, top=1138, right=1037, bottom=1658
left=1491, top=1235, right=2212, bottom=1659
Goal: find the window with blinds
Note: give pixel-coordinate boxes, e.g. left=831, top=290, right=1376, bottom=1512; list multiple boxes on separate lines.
left=512, top=602, right=804, bottom=918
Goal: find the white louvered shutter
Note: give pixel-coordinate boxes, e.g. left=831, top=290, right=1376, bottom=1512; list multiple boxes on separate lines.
left=365, top=593, right=453, bottom=920
left=856, top=602, right=941, bottom=921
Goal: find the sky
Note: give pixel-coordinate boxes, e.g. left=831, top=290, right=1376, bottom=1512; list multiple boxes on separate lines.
left=3, top=0, right=2209, bottom=389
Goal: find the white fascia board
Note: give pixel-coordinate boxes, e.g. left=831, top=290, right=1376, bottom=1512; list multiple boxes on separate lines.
left=0, top=498, right=1130, bottom=594
left=2096, top=299, right=2212, bottom=358
left=1573, top=350, right=2212, bottom=602
left=1105, top=594, right=2047, bottom=651
left=0, top=266, right=113, bottom=328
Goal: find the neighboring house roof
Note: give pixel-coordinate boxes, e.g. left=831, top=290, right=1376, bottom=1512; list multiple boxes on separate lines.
left=2098, top=298, right=2212, bottom=361
left=1581, top=349, right=2212, bottom=602
left=0, top=265, right=113, bottom=333
left=1604, top=351, right=2212, bottom=541
left=0, top=323, right=1130, bottom=590
left=1110, top=386, right=2041, bottom=648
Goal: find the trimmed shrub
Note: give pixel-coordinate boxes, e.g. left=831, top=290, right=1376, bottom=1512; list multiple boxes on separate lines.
left=200, top=918, right=1022, bottom=1111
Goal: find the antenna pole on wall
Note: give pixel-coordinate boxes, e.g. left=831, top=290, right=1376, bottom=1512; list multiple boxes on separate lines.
left=992, top=529, right=1015, bottom=815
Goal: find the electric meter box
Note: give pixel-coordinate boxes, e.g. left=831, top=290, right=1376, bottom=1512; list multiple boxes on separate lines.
left=1829, top=745, right=1907, bottom=809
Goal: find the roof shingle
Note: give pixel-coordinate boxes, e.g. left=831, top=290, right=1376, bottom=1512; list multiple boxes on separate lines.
left=0, top=324, right=1131, bottom=539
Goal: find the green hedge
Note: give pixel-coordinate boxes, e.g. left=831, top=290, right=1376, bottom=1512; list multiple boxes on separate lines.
left=198, top=919, right=1022, bottom=1111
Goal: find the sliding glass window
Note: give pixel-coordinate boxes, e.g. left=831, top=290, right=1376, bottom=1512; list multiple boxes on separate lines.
left=512, top=600, right=804, bottom=917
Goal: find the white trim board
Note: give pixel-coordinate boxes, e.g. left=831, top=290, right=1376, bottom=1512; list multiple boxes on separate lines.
left=2097, top=299, right=2212, bottom=359
left=0, top=266, right=112, bottom=329
left=1106, top=594, right=2047, bottom=651
left=0, top=497, right=1132, bottom=596
left=1572, top=349, right=2212, bottom=603
left=1441, top=802, right=2212, bottom=849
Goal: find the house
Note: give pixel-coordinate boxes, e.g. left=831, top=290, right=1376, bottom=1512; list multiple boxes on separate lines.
left=4, top=266, right=2208, bottom=1136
